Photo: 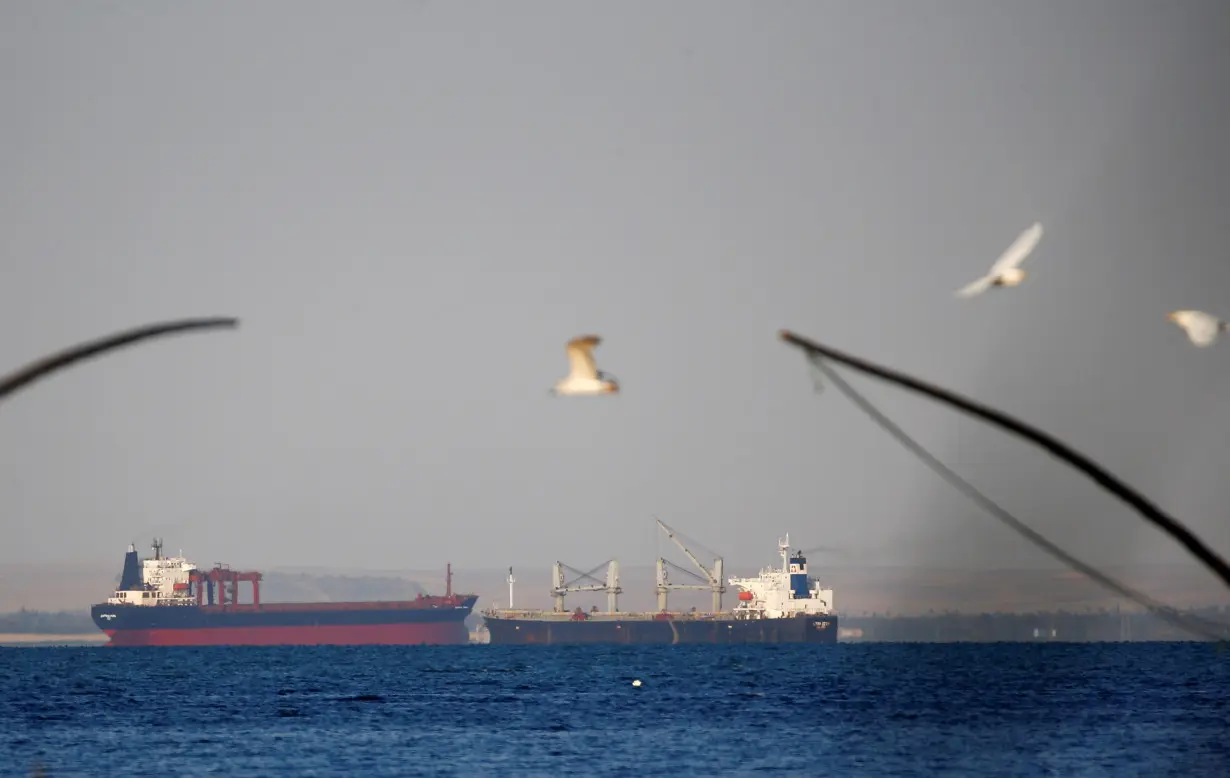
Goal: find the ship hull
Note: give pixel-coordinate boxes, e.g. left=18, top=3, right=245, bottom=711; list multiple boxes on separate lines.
left=91, top=596, right=478, bottom=647
left=482, top=613, right=839, bottom=645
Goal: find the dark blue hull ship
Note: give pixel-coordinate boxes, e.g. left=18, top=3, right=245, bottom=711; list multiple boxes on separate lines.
left=482, top=527, right=841, bottom=646
left=91, top=541, right=477, bottom=646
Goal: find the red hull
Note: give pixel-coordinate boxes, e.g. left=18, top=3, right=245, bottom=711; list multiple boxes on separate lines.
left=103, top=621, right=469, bottom=647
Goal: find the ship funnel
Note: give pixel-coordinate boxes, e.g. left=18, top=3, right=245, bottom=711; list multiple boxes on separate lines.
left=118, top=545, right=142, bottom=590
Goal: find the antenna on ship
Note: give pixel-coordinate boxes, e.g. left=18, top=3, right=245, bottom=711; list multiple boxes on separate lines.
left=508, top=566, right=516, bottom=610
left=446, top=563, right=453, bottom=599
left=152, top=537, right=163, bottom=561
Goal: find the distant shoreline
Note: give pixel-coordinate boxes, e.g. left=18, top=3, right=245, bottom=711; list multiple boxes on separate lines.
left=0, top=633, right=107, bottom=647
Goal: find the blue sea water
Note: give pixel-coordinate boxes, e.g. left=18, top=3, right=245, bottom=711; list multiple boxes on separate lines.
left=1, top=642, right=1227, bottom=777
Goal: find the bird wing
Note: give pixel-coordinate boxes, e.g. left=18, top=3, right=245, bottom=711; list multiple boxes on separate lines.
left=989, top=222, right=1044, bottom=275
left=1184, top=312, right=1222, bottom=347
left=0, top=317, right=240, bottom=403
left=803, top=352, right=827, bottom=394
left=565, top=335, right=601, bottom=380
left=954, top=274, right=994, bottom=298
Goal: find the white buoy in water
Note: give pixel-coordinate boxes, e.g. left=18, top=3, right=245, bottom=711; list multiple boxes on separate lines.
left=632, top=679, right=642, bottom=687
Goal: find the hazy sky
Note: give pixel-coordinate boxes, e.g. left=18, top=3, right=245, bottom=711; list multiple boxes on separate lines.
left=2, top=1, right=1229, bottom=581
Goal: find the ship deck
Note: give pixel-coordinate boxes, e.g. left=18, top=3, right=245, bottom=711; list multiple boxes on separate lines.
left=99, top=596, right=479, bottom=613
left=483, top=609, right=823, bottom=622
left=206, top=596, right=478, bottom=613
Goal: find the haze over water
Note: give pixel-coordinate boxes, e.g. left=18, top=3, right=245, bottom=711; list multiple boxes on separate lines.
left=2, top=2, right=1230, bottom=596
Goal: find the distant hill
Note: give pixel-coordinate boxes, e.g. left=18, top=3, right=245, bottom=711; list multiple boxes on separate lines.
left=454, top=562, right=1230, bottom=617
left=2, top=559, right=1227, bottom=617
left=0, top=565, right=431, bottom=612
left=257, top=572, right=426, bottom=604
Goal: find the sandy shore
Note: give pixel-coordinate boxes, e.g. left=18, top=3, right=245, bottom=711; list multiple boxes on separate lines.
left=0, top=633, right=108, bottom=646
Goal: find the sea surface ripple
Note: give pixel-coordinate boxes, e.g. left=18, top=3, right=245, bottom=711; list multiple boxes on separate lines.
left=1, top=642, right=1227, bottom=776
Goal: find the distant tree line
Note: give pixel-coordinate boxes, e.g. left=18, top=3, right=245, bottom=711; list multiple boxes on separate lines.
left=841, top=605, right=1230, bottom=642
left=0, top=609, right=95, bottom=635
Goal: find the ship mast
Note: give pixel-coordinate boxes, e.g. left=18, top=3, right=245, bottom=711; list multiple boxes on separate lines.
left=550, top=560, right=621, bottom=613
left=655, top=518, right=725, bottom=613
left=507, top=566, right=516, bottom=609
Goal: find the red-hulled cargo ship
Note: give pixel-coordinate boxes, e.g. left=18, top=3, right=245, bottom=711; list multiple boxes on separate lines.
left=90, top=540, right=477, bottom=647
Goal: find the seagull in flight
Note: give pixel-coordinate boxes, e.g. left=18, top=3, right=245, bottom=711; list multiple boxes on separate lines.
left=1167, top=310, right=1229, bottom=347
left=955, top=222, right=1044, bottom=298
left=551, top=335, right=620, bottom=396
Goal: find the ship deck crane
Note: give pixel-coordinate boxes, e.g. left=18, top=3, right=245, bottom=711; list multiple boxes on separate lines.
left=654, top=518, right=724, bottom=613
left=551, top=559, right=621, bottom=613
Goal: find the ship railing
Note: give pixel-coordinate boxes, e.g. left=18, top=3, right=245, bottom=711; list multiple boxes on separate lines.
left=485, top=609, right=734, bottom=621
left=193, top=598, right=469, bottom=612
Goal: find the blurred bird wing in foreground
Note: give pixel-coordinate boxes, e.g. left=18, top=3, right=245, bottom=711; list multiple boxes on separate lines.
left=0, top=317, right=240, bottom=403
left=776, top=329, right=1230, bottom=596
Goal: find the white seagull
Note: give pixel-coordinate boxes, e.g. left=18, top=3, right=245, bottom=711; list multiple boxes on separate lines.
left=1167, top=310, right=1229, bottom=347
left=955, top=222, right=1044, bottom=298
left=550, top=335, right=620, bottom=396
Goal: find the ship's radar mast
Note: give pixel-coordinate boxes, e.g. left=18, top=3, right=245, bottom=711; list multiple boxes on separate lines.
left=152, top=537, right=164, bottom=561
left=508, top=567, right=516, bottom=610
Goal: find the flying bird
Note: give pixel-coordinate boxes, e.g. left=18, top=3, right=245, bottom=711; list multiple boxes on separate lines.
left=0, top=317, right=240, bottom=404
left=954, top=222, right=1044, bottom=298
left=550, top=335, right=619, bottom=396
left=1167, top=309, right=1229, bottom=347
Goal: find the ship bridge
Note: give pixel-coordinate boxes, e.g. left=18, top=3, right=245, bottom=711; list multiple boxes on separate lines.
left=727, top=534, right=834, bottom=620
left=105, top=538, right=263, bottom=608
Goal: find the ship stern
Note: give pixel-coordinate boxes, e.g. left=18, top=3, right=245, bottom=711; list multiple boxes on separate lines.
left=806, top=613, right=839, bottom=644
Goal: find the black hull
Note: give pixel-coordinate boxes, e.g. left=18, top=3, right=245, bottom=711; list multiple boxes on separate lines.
left=483, top=614, right=839, bottom=645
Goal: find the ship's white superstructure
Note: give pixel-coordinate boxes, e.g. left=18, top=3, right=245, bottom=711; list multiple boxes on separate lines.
left=728, top=534, right=834, bottom=620
left=105, top=539, right=197, bottom=607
